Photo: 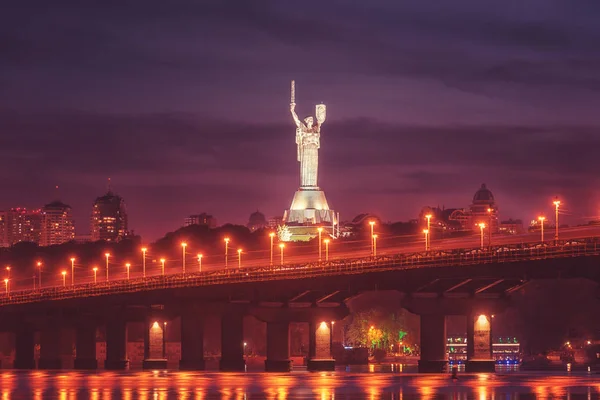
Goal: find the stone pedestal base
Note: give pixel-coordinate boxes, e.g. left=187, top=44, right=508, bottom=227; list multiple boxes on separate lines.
left=418, top=360, right=448, bottom=373
left=265, top=359, right=292, bottom=372
left=219, top=359, right=246, bottom=372
left=465, top=360, right=496, bottom=373
left=38, top=358, right=62, bottom=370
left=307, top=359, right=335, bottom=372
left=74, top=358, right=98, bottom=370
left=143, top=359, right=168, bottom=370
left=104, top=359, right=129, bottom=370
left=179, top=359, right=206, bottom=370
left=13, top=359, right=36, bottom=369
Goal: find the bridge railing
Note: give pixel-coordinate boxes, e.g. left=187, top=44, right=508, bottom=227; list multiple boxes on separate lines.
left=0, top=237, right=598, bottom=306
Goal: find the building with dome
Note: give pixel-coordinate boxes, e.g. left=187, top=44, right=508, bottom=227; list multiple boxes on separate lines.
left=469, top=183, right=498, bottom=233
left=247, top=211, right=268, bottom=232
left=91, top=190, right=129, bottom=242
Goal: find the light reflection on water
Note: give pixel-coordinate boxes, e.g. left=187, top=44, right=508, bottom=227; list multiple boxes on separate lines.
left=1, top=368, right=600, bottom=399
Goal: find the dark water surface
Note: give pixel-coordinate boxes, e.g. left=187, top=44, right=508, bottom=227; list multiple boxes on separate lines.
left=2, top=368, right=600, bottom=399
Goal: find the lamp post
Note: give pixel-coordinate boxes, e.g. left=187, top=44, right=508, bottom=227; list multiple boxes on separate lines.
left=372, top=234, right=378, bottom=257
left=478, top=223, right=486, bottom=249
left=369, top=221, right=375, bottom=257
left=324, top=239, right=330, bottom=261
left=423, top=229, right=429, bottom=251
left=553, top=198, right=561, bottom=242
left=269, top=232, right=275, bottom=266
left=4, top=278, right=8, bottom=294
left=279, top=243, right=285, bottom=265
left=61, top=271, right=66, bottom=287
left=197, top=254, right=203, bottom=272
left=125, top=263, right=131, bottom=280
left=105, top=253, right=110, bottom=282
left=538, top=216, right=545, bottom=243
left=93, top=267, right=98, bottom=284
left=237, top=249, right=242, bottom=268
left=70, top=257, right=75, bottom=286
left=317, top=227, right=323, bottom=262
left=160, top=258, right=166, bottom=276
left=487, top=208, right=493, bottom=247
left=224, top=238, right=230, bottom=268
left=181, top=242, right=187, bottom=273
left=37, top=262, right=42, bottom=289
left=142, top=247, right=147, bottom=278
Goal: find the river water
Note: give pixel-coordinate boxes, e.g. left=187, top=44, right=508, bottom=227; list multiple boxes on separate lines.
left=2, top=367, right=599, bottom=399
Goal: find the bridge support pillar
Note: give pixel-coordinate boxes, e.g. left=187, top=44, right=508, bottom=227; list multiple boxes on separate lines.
left=219, top=310, right=245, bottom=371
left=13, top=326, right=35, bottom=369
left=143, top=318, right=168, bottom=370
left=74, top=322, right=97, bottom=370
left=265, top=321, right=291, bottom=372
left=179, top=311, right=205, bottom=370
left=465, top=313, right=495, bottom=373
left=307, top=320, right=335, bottom=371
left=417, top=314, right=447, bottom=373
left=39, top=326, right=63, bottom=369
left=104, top=318, right=129, bottom=370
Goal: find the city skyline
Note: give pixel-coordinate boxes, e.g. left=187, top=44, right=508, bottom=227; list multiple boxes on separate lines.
left=2, top=1, right=600, bottom=240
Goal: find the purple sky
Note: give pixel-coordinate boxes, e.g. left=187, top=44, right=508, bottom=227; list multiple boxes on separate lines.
left=2, top=0, right=600, bottom=240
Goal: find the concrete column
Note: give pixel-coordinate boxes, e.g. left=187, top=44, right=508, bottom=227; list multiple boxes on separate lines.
left=219, top=311, right=245, bottom=371
left=465, top=313, right=495, bottom=372
left=179, top=312, right=205, bottom=370
left=74, top=323, right=97, bottom=369
left=104, top=318, right=128, bottom=370
left=13, top=326, right=35, bottom=369
left=417, top=314, right=447, bottom=373
left=265, top=321, right=291, bottom=372
left=38, top=326, right=63, bottom=369
left=143, top=319, right=168, bottom=369
left=307, top=320, right=335, bottom=371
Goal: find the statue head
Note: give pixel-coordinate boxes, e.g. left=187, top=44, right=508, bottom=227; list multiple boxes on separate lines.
left=304, top=116, right=314, bottom=127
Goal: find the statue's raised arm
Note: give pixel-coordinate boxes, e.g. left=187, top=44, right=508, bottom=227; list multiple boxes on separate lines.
left=290, top=103, right=304, bottom=129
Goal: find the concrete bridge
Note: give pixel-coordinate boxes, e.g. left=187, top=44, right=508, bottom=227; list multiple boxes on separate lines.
left=1, top=237, right=599, bottom=373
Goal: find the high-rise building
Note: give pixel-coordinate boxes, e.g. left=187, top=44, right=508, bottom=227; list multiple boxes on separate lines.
left=91, top=190, right=128, bottom=242
left=184, top=213, right=217, bottom=228
left=0, top=208, right=42, bottom=246
left=40, top=201, right=75, bottom=246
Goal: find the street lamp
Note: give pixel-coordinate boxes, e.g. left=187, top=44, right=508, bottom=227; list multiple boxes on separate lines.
left=317, top=227, right=323, bottom=262
left=423, top=229, right=429, bottom=251
left=369, top=221, right=375, bottom=256
left=478, top=223, right=486, bottom=249
left=372, top=234, right=378, bottom=257
left=37, top=261, right=42, bottom=289
left=70, top=257, right=75, bottom=286
left=197, top=254, right=203, bottom=272
left=425, top=214, right=432, bottom=251
left=93, top=267, right=98, bottom=284
left=237, top=249, right=242, bottom=268
left=324, top=239, right=330, bottom=261
left=269, top=232, right=275, bottom=266
left=224, top=238, right=230, bottom=268
left=61, top=271, right=67, bottom=287
left=141, top=247, right=147, bottom=278
left=181, top=242, right=187, bottom=273
left=160, top=258, right=166, bottom=276
left=279, top=243, right=285, bottom=265
left=538, top=216, right=545, bottom=243
left=105, top=253, right=110, bottom=282
left=553, top=198, right=561, bottom=242
left=125, top=263, right=131, bottom=280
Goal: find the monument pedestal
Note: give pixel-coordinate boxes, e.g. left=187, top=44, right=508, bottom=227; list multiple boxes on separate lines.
left=283, top=188, right=338, bottom=242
